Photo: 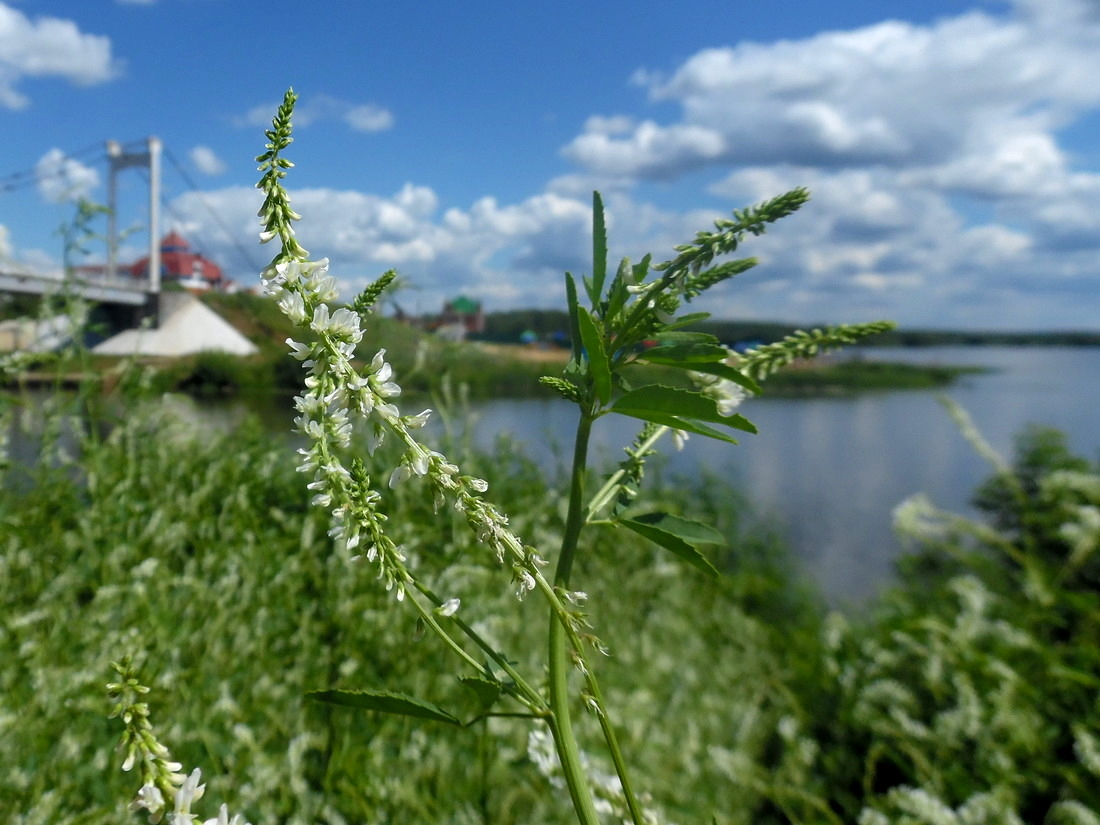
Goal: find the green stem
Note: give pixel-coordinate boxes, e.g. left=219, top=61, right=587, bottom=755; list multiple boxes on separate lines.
left=549, top=406, right=601, bottom=825
left=410, top=579, right=546, bottom=711
left=582, top=424, right=669, bottom=523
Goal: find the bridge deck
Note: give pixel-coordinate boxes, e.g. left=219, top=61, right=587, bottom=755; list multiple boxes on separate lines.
left=0, top=269, right=150, bottom=306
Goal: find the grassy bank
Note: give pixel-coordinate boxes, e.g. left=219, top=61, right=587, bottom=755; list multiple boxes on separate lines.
left=3, top=390, right=1098, bottom=823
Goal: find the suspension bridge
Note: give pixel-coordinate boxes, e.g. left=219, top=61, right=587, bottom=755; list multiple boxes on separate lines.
left=0, top=137, right=260, bottom=355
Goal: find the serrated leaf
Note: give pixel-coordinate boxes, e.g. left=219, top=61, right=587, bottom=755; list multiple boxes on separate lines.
left=654, top=331, right=719, bottom=345
left=612, top=385, right=757, bottom=433
left=564, top=273, right=582, bottom=365
left=612, top=408, right=739, bottom=445
left=458, top=677, right=503, bottom=710
left=605, top=256, right=635, bottom=322
left=577, top=308, right=612, bottom=405
left=592, top=191, right=608, bottom=302
left=307, top=689, right=461, bottom=725
left=662, top=311, right=710, bottom=330
left=629, top=512, right=725, bottom=545
left=641, top=343, right=732, bottom=365
left=582, top=274, right=596, bottom=305
left=641, top=357, right=762, bottom=395
left=620, top=518, right=720, bottom=578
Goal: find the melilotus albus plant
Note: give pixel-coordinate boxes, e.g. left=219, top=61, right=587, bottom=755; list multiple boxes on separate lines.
left=112, top=88, right=893, bottom=825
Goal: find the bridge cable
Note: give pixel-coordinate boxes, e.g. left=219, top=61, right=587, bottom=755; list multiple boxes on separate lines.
left=159, top=147, right=265, bottom=276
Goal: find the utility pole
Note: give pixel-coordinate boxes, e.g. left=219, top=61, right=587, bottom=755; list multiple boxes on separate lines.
left=105, top=137, right=162, bottom=296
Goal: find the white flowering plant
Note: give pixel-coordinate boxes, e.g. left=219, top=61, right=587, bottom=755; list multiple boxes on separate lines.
left=251, top=89, right=894, bottom=825
left=106, top=88, right=893, bottom=825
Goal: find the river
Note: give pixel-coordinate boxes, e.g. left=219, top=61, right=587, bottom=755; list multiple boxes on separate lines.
left=449, top=347, right=1100, bottom=604
left=10, top=346, right=1097, bottom=604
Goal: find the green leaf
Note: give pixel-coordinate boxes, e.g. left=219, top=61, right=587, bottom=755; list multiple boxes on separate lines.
left=628, top=512, right=725, bottom=545
left=654, top=331, right=719, bottom=345
left=689, top=362, right=761, bottom=395
left=619, top=518, right=720, bottom=578
left=662, top=311, right=710, bottom=330
left=577, top=308, right=612, bottom=405
left=605, top=256, right=636, bottom=322
left=592, top=191, right=608, bottom=303
left=643, top=357, right=762, bottom=395
left=307, top=689, right=461, bottom=725
left=612, top=385, right=757, bottom=433
left=641, top=343, right=732, bottom=365
left=564, top=273, right=583, bottom=365
left=458, top=677, right=503, bottom=710
left=611, top=408, right=740, bottom=445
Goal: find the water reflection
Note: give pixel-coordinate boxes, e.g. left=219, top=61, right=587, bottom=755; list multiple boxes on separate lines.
left=8, top=347, right=1097, bottom=605
left=457, top=347, right=1100, bottom=604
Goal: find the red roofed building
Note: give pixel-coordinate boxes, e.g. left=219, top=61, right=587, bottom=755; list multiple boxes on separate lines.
left=129, top=232, right=226, bottom=292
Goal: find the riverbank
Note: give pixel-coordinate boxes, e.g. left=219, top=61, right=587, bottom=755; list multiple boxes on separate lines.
left=3, top=292, right=987, bottom=398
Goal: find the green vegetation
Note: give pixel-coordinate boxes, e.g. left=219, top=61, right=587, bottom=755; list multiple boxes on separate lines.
left=481, top=311, right=1100, bottom=348
left=3, top=391, right=1098, bottom=823
left=5, top=290, right=996, bottom=399
left=763, top=359, right=988, bottom=394
left=4, top=87, right=1097, bottom=825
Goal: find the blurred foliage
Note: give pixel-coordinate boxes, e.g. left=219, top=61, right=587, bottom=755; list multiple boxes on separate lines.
left=3, top=368, right=1098, bottom=823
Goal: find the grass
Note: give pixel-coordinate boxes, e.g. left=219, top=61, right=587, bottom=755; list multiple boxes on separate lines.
left=3, top=385, right=1098, bottom=824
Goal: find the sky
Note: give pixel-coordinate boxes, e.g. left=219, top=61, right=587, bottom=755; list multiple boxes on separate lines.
left=2, top=0, right=1100, bottom=330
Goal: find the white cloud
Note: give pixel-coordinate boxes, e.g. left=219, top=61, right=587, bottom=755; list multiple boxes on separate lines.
left=151, top=0, right=1100, bottom=330
left=189, top=145, right=226, bottom=176
left=235, top=94, right=394, bottom=133
left=565, top=0, right=1100, bottom=181
left=553, top=0, right=1100, bottom=328
left=35, top=148, right=100, bottom=203
left=344, top=103, right=394, bottom=133
left=0, top=3, right=119, bottom=108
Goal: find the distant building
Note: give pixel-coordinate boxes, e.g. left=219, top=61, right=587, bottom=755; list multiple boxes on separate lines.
left=71, top=232, right=232, bottom=293
left=438, top=295, right=484, bottom=336
left=129, top=232, right=227, bottom=292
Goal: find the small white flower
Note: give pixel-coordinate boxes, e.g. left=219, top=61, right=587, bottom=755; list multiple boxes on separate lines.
left=286, top=339, right=312, bottom=361
left=388, top=465, right=412, bottom=488
left=310, top=303, right=332, bottom=333
left=438, top=598, right=460, bottom=617
left=404, top=409, right=432, bottom=429
left=328, top=307, right=363, bottom=342
left=277, top=290, right=307, bottom=324
left=671, top=428, right=689, bottom=450
left=130, top=783, right=165, bottom=818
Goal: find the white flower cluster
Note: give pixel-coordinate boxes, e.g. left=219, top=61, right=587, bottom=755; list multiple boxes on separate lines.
left=110, top=661, right=251, bottom=825
left=131, top=768, right=247, bottom=825
left=263, top=255, right=547, bottom=599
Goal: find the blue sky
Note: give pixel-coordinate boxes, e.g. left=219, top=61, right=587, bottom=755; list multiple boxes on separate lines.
left=2, top=0, right=1099, bottom=329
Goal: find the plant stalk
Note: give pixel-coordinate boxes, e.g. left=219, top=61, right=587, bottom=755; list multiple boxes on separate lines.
left=548, top=405, right=601, bottom=825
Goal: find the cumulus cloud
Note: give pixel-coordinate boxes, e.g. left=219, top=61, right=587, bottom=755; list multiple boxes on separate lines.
left=565, top=0, right=1100, bottom=181
left=551, top=0, right=1100, bottom=328
left=35, top=148, right=100, bottom=203
left=344, top=103, right=394, bottom=133
left=156, top=0, right=1100, bottom=330
left=167, top=182, right=594, bottom=309
left=235, top=94, right=394, bottom=133
left=189, top=145, right=227, bottom=176
left=0, top=3, right=119, bottom=108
